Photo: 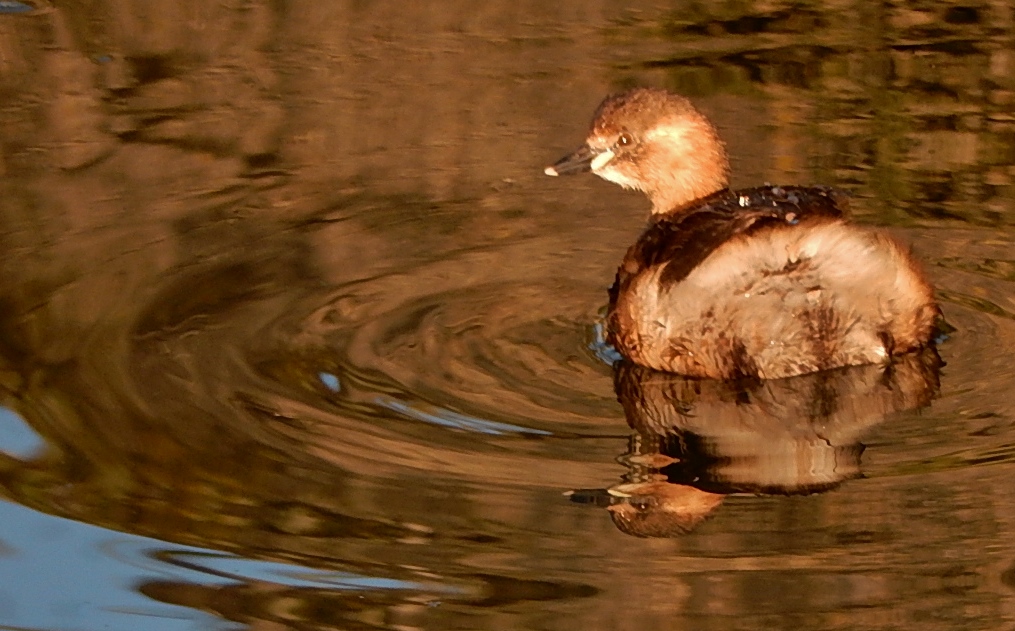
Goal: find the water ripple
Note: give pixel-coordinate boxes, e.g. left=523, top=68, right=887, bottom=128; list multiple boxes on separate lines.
left=377, top=396, right=552, bottom=436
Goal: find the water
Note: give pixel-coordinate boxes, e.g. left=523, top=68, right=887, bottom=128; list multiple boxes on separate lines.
left=1, top=1, right=1015, bottom=629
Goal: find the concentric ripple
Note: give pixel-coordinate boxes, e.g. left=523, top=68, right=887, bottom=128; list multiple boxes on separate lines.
left=235, top=222, right=1015, bottom=485
left=274, top=231, right=628, bottom=441
left=344, top=282, right=615, bottom=426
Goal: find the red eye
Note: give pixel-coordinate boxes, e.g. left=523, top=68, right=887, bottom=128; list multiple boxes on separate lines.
left=618, top=133, right=632, bottom=146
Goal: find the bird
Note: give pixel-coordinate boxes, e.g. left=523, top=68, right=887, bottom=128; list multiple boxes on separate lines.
left=546, top=87, right=940, bottom=380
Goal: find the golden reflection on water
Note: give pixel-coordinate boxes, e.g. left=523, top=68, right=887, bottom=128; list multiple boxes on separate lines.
left=579, top=352, right=942, bottom=538
left=1, top=1, right=1015, bottom=630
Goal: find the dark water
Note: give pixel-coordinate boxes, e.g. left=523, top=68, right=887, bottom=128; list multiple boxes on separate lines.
left=2, top=2, right=1015, bottom=629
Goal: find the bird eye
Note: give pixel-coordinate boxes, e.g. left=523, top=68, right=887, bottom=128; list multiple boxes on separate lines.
left=617, top=133, right=632, bottom=147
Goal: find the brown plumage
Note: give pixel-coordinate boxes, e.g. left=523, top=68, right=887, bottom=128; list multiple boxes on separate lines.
left=547, top=88, right=940, bottom=379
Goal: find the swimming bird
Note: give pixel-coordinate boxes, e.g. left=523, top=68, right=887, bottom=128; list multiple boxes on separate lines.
left=546, top=87, right=939, bottom=379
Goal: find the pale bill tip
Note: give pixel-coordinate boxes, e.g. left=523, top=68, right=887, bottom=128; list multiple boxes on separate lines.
left=544, top=166, right=559, bottom=176
left=589, top=149, right=614, bottom=171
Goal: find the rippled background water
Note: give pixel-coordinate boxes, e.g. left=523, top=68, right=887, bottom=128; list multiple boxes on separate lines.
left=2, top=1, right=1015, bottom=629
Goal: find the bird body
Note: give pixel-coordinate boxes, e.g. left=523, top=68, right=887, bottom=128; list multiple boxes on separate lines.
left=546, top=88, right=938, bottom=379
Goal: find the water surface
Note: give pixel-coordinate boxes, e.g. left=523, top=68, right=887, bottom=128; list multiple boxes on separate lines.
left=2, top=1, right=1015, bottom=629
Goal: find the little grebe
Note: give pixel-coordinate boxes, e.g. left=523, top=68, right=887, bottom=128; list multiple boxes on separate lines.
left=546, top=87, right=939, bottom=380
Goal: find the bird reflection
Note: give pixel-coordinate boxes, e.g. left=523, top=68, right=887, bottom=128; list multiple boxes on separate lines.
left=570, top=350, right=942, bottom=537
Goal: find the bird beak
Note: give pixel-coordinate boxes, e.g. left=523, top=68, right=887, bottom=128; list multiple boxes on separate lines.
left=544, top=144, right=614, bottom=176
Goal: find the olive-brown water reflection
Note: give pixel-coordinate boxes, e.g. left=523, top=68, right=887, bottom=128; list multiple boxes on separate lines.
left=3, top=1, right=1015, bottom=630
left=571, top=352, right=942, bottom=538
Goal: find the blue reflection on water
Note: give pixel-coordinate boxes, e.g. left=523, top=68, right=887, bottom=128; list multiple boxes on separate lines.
left=0, top=499, right=235, bottom=631
left=588, top=321, right=623, bottom=366
left=0, top=1, right=33, bottom=14
left=157, top=551, right=430, bottom=591
left=0, top=499, right=442, bottom=631
left=377, top=396, right=552, bottom=436
left=318, top=372, right=341, bottom=392
left=0, top=406, right=46, bottom=459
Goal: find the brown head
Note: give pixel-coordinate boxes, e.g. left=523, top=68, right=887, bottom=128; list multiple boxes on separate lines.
left=545, top=88, right=731, bottom=215
left=606, top=481, right=725, bottom=537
